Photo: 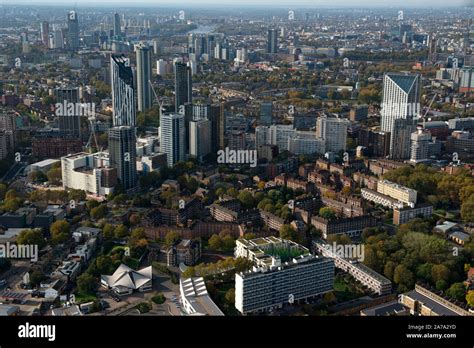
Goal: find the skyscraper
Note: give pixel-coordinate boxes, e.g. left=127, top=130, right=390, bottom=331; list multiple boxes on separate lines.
left=260, top=102, right=273, bottom=125
left=380, top=73, right=421, bottom=133
left=189, top=119, right=211, bottom=161
left=40, top=21, right=49, bottom=46
left=174, top=61, right=192, bottom=112
left=108, top=126, right=137, bottom=190
left=160, top=113, right=186, bottom=167
left=267, top=29, right=278, bottom=54
left=381, top=73, right=421, bottom=158
left=135, top=43, right=153, bottom=112
left=113, top=12, right=121, bottom=38
left=55, top=87, right=82, bottom=138
left=111, top=55, right=136, bottom=127
left=67, top=10, right=79, bottom=49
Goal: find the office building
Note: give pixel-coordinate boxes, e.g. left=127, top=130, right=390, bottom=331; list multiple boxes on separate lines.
left=136, top=43, right=153, bottom=112
left=113, top=12, right=121, bottom=38
left=234, top=237, right=334, bottom=314
left=174, top=61, right=192, bottom=112
left=189, top=119, right=211, bottom=161
left=267, top=29, right=278, bottom=53
left=108, top=126, right=137, bottom=190
left=111, top=55, right=136, bottom=127
left=316, top=115, right=350, bottom=153
left=40, top=21, right=49, bottom=46
left=448, top=117, right=474, bottom=131
left=260, top=102, right=273, bottom=125
left=67, top=10, right=79, bottom=49
left=160, top=113, right=185, bottom=167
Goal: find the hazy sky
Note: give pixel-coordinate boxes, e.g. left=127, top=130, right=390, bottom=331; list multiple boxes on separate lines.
left=5, top=0, right=470, bottom=7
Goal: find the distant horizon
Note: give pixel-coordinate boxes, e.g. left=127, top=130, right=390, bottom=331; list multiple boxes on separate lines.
left=1, top=0, right=472, bottom=9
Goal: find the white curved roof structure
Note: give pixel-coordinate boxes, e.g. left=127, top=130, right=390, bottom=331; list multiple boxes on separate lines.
left=101, top=264, right=152, bottom=290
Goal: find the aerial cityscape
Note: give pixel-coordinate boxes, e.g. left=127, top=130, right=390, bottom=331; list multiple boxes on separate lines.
left=0, top=0, right=473, bottom=327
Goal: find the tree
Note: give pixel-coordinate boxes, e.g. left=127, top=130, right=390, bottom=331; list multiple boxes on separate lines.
left=102, top=224, right=115, bottom=240
left=90, top=205, right=107, bottom=219
left=17, top=229, right=46, bottom=249
left=208, top=234, right=223, bottom=250
left=46, top=167, right=62, bottom=185
left=50, top=220, right=70, bottom=245
left=238, top=191, right=255, bottom=209
left=77, top=273, right=96, bottom=294
left=466, top=290, right=474, bottom=307
left=393, top=264, right=415, bottom=290
left=222, top=235, right=236, bottom=251
left=461, top=195, right=474, bottom=223
left=279, top=224, right=299, bottom=242
left=29, top=270, right=46, bottom=286
left=129, top=213, right=141, bottom=226
left=431, top=264, right=450, bottom=284
left=446, top=282, right=466, bottom=302
left=319, top=207, right=336, bottom=220
left=225, top=288, right=235, bottom=304
left=164, top=231, right=180, bottom=246
left=114, top=224, right=129, bottom=239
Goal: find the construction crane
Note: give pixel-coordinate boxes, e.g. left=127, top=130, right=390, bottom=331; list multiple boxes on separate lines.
left=149, top=79, right=165, bottom=118
left=420, top=93, right=438, bottom=128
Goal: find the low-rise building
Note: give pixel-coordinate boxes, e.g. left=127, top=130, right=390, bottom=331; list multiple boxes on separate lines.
left=311, top=215, right=378, bottom=239
left=179, top=277, right=224, bottom=316
left=393, top=204, right=433, bottom=225
left=313, top=241, right=392, bottom=295
left=400, top=284, right=473, bottom=316
left=167, top=239, right=201, bottom=267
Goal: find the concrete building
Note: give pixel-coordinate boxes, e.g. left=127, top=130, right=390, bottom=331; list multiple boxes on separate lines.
left=160, top=113, right=186, bottom=167
left=393, top=204, right=433, bottom=225
left=234, top=237, right=334, bottom=314
left=400, top=284, right=472, bottom=316
left=410, top=129, right=432, bottom=163
left=179, top=277, right=224, bottom=316
left=313, top=241, right=392, bottom=295
left=377, top=180, right=417, bottom=207
left=135, top=43, right=153, bottom=112
left=189, top=119, right=211, bottom=161
left=61, top=152, right=116, bottom=197
left=316, top=115, right=350, bottom=153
